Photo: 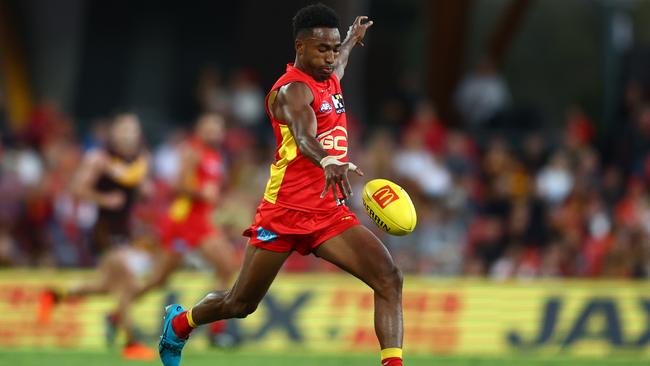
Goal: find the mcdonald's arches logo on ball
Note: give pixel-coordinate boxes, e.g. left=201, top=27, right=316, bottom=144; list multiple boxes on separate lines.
left=372, top=185, right=400, bottom=209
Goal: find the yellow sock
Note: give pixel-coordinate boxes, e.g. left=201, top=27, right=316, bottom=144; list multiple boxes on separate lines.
left=380, top=348, right=402, bottom=362
left=186, top=308, right=198, bottom=328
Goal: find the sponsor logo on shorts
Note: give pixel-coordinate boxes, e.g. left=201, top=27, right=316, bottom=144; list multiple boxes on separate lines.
left=372, top=185, right=400, bottom=208
left=256, top=227, right=277, bottom=242
left=340, top=215, right=353, bottom=221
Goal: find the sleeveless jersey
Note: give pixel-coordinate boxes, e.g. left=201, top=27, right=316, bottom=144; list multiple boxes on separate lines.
left=168, top=138, right=224, bottom=222
left=263, top=63, right=349, bottom=213
left=92, top=148, right=148, bottom=253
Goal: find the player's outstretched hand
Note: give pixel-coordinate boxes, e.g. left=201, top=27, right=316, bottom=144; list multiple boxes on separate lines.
left=321, top=163, right=364, bottom=205
left=346, top=16, right=373, bottom=47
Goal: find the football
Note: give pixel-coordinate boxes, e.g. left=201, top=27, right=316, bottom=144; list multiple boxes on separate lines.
left=362, top=179, right=417, bottom=236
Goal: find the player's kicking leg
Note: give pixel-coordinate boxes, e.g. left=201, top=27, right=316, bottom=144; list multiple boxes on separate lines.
left=159, top=245, right=290, bottom=366
left=315, top=225, right=404, bottom=366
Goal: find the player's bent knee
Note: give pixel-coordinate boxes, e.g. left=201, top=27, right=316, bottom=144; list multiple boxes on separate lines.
left=379, top=264, right=404, bottom=288
left=374, top=265, right=403, bottom=299
left=222, top=294, right=258, bottom=318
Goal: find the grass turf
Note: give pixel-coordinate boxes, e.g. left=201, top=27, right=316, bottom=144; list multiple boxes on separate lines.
left=0, top=351, right=644, bottom=366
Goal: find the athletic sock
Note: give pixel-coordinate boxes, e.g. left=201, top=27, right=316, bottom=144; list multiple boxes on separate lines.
left=171, top=309, right=197, bottom=339
left=380, top=348, right=403, bottom=366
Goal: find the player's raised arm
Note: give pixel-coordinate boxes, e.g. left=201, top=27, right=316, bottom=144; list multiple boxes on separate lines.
left=334, top=16, right=373, bottom=80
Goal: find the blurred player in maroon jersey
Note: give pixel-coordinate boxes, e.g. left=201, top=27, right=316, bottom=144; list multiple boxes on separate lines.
left=159, top=4, right=404, bottom=366
left=39, top=112, right=156, bottom=360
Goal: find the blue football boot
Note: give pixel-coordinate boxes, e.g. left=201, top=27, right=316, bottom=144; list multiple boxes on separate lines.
left=159, top=304, right=188, bottom=366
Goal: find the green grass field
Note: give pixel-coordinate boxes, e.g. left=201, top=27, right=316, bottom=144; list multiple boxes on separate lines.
left=0, top=351, right=644, bottom=366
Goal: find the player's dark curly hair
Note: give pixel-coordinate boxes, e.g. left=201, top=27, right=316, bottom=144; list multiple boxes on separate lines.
left=292, top=3, right=340, bottom=39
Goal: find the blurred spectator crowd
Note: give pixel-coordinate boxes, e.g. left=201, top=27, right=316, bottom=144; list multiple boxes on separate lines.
left=1, top=64, right=650, bottom=280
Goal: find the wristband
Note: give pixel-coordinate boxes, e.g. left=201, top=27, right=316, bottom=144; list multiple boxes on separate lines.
left=320, top=156, right=358, bottom=171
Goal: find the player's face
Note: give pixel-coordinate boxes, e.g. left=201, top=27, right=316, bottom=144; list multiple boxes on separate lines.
left=110, top=114, right=141, bottom=156
left=197, top=114, right=225, bottom=148
left=296, top=28, right=341, bottom=81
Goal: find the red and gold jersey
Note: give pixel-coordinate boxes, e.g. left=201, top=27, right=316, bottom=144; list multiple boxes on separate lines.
left=168, top=138, right=224, bottom=222
left=263, top=63, right=349, bottom=212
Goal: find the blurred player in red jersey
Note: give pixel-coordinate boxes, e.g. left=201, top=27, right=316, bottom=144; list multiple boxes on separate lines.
left=159, top=5, right=404, bottom=366
left=39, top=113, right=156, bottom=360
left=137, top=113, right=235, bottom=291
left=128, top=113, right=236, bottom=340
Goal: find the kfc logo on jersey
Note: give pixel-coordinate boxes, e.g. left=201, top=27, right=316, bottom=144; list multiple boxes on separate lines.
left=317, top=126, right=348, bottom=159
left=372, top=185, right=400, bottom=208
left=319, top=100, right=333, bottom=113
left=331, top=94, right=345, bottom=114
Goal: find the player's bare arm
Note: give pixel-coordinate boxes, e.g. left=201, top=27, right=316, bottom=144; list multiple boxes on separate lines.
left=273, top=81, right=361, bottom=202
left=72, top=150, right=125, bottom=209
left=334, top=16, right=373, bottom=80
